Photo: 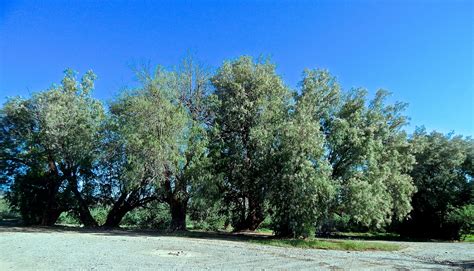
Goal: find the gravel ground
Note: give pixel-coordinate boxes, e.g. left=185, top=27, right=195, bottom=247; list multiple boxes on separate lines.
left=0, top=226, right=473, bottom=270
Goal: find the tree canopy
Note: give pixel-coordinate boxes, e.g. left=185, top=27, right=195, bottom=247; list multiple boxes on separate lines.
left=1, top=56, right=471, bottom=239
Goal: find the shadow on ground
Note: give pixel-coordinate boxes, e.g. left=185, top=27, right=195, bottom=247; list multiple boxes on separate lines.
left=1, top=219, right=472, bottom=270
left=0, top=219, right=271, bottom=242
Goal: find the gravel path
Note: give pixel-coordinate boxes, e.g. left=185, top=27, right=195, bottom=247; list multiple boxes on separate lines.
left=0, top=226, right=473, bottom=270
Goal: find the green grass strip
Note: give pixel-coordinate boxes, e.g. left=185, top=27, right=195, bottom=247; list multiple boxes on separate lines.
left=250, top=238, right=401, bottom=251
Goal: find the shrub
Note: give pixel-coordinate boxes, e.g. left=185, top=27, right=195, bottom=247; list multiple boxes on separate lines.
left=57, top=212, right=80, bottom=225
left=0, top=197, right=20, bottom=220
left=91, top=206, right=111, bottom=226
left=446, top=204, right=474, bottom=240
left=188, top=199, right=227, bottom=231
left=121, top=202, right=171, bottom=229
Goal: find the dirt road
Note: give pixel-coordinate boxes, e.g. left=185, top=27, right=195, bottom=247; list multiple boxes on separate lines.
left=0, top=226, right=472, bottom=270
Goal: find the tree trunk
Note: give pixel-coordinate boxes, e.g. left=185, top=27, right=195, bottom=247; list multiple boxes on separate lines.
left=245, top=209, right=265, bottom=231
left=38, top=162, right=63, bottom=226
left=102, top=206, right=130, bottom=228
left=40, top=177, right=62, bottom=226
left=70, top=185, right=98, bottom=227
left=169, top=198, right=187, bottom=231
left=233, top=197, right=265, bottom=231
left=102, top=193, right=130, bottom=228
left=40, top=208, right=62, bottom=226
left=274, top=222, right=294, bottom=238
left=163, top=169, right=188, bottom=232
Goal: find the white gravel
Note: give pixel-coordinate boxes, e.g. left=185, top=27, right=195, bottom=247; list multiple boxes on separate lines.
left=0, top=226, right=473, bottom=270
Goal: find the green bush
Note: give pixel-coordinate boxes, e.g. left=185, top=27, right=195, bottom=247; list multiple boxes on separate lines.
left=447, top=204, right=474, bottom=240
left=57, top=212, right=80, bottom=225
left=318, top=213, right=365, bottom=235
left=57, top=206, right=111, bottom=226
left=258, top=216, right=273, bottom=229
left=0, top=197, right=20, bottom=220
left=190, top=213, right=226, bottom=231
left=91, top=206, right=111, bottom=226
left=121, top=202, right=171, bottom=229
left=188, top=199, right=228, bottom=231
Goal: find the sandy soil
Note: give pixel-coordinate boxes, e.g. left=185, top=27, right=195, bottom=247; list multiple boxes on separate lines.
left=0, top=226, right=472, bottom=270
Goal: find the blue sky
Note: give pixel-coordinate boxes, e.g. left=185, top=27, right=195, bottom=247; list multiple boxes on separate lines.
left=1, top=0, right=473, bottom=135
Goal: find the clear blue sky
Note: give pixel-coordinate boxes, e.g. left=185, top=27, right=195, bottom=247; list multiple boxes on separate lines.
left=1, top=0, right=473, bottom=135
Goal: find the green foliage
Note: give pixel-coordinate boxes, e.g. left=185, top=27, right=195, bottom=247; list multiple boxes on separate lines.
left=0, top=197, right=19, bottom=220
left=270, top=70, right=348, bottom=237
left=57, top=212, right=80, bottom=225
left=270, top=92, right=335, bottom=237
left=105, top=58, right=212, bottom=230
left=332, top=231, right=400, bottom=240
left=7, top=170, right=72, bottom=225
left=447, top=204, right=474, bottom=237
left=325, top=89, right=415, bottom=228
left=258, top=216, right=272, bottom=230
left=319, top=213, right=353, bottom=233
left=1, top=69, right=105, bottom=226
left=99, top=60, right=213, bottom=229
left=108, top=68, right=187, bottom=188
left=90, top=206, right=111, bottom=226
left=463, top=234, right=474, bottom=242
left=210, top=56, right=291, bottom=231
left=400, top=130, right=473, bottom=239
left=289, top=69, right=416, bottom=233
left=188, top=198, right=227, bottom=231
left=121, top=202, right=171, bottom=229
left=189, top=216, right=226, bottom=231
left=1, top=56, right=471, bottom=240
left=101, top=68, right=187, bottom=208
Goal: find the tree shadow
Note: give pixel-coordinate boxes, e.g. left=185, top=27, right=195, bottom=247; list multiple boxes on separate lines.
left=0, top=221, right=272, bottom=243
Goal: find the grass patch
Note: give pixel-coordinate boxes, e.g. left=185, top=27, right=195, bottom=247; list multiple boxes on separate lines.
left=334, top=231, right=399, bottom=239
left=330, top=231, right=435, bottom=242
left=255, top=227, right=273, bottom=234
left=251, top=238, right=401, bottom=251
left=462, top=234, right=474, bottom=242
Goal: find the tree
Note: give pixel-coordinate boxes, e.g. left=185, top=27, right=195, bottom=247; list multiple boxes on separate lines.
left=210, top=56, right=290, bottom=231
left=400, top=129, right=473, bottom=239
left=269, top=77, right=335, bottom=237
left=334, top=89, right=415, bottom=228
left=1, top=69, right=105, bottom=226
left=300, top=69, right=416, bottom=230
left=101, top=67, right=187, bottom=228
left=162, top=57, right=212, bottom=231
left=102, top=58, right=212, bottom=230
left=1, top=98, right=65, bottom=225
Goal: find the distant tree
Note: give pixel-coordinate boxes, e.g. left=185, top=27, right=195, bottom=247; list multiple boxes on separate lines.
left=0, top=69, right=105, bottom=226
left=400, top=129, right=473, bottom=239
left=210, top=56, right=290, bottom=231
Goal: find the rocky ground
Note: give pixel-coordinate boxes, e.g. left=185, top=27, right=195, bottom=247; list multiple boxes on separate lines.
left=0, top=226, right=472, bottom=270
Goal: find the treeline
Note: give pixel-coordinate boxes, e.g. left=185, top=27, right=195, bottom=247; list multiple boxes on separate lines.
left=1, top=56, right=472, bottom=239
